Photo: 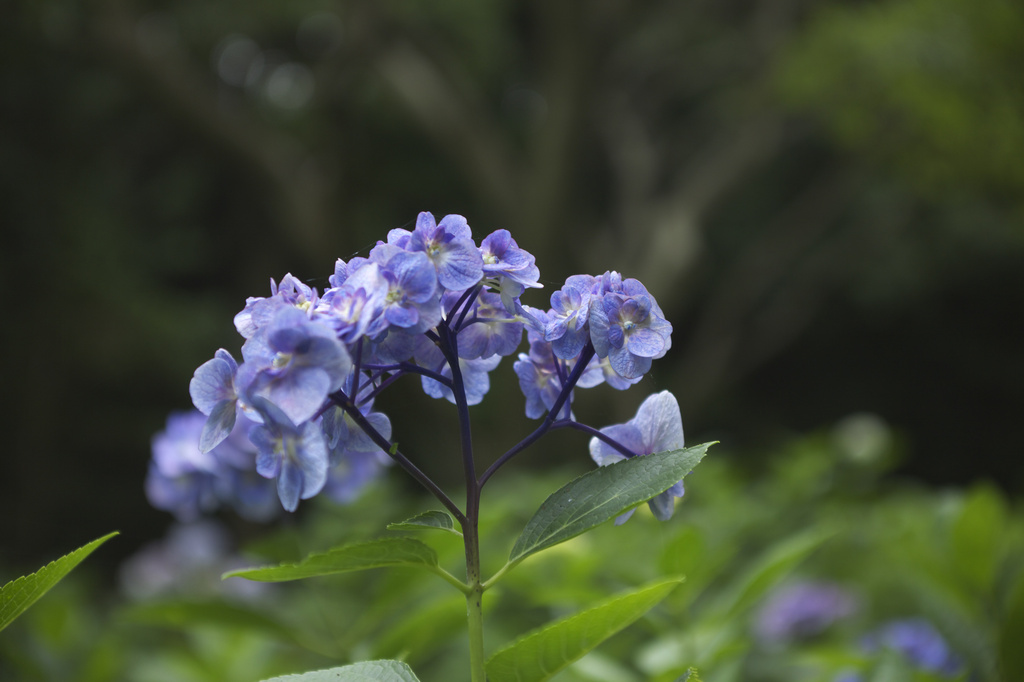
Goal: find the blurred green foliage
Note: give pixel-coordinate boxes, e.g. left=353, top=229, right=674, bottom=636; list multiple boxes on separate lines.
left=2, top=420, right=1022, bottom=681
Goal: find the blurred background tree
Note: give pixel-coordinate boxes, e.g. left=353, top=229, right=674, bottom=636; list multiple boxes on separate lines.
left=2, top=0, right=1022, bottom=568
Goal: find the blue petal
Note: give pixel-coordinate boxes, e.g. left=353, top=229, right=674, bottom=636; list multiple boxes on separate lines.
left=434, top=239, right=484, bottom=290
left=626, top=327, right=666, bottom=358
left=190, top=356, right=236, bottom=414
left=199, top=400, right=237, bottom=453
left=277, top=459, right=303, bottom=511
left=647, top=490, right=675, bottom=521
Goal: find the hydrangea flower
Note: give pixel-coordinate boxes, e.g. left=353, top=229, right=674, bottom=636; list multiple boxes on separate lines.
left=589, top=275, right=672, bottom=379
left=234, top=273, right=318, bottom=339
left=754, top=581, right=858, bottom=643
left=145, top=411, right=223, bottom=521
left=400, top=212, right=484, bottom=291
left=541, top=274, right=595, bottom=360
left=479, top=229, right=542, bottom=311
left=240, top=306, right=352, bottom=425
left=455, top=290, right=525, bottom=359
left=589, top=390, right=685, bottom=523
left=248, top=397, right=329, bottom=512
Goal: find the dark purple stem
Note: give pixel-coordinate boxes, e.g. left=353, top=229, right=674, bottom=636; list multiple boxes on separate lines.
left=479, top=343, right=596, bottom=487
left=329, top=389, right=466, bottom=525
left=550, top=420, right=638, bottom=459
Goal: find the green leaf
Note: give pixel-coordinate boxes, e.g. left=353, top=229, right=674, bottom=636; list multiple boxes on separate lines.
left=0, top=531, right=117, bottom=633
left=224, top=538, right=438, bottom=582
left=676, top=668, right=703, bottom=682
left=486, top=577, right=683, bottom=682
left=386, top=510, right=461, bottom=536
left=951, top=485, right=1006, bottom=593
left=709, top=527, right=836, bottom=621
left=999, top=569, right=1024, bottom=682
left=508, top=443, right=713, bottom=566
left=257, top=660, right=420, bottom=681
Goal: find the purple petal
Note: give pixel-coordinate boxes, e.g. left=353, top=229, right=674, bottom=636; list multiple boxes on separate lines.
left=277, top=459, right=303, bottom=512
left=190, top=357, right=236, bottom=415
left=633, top=391, right=684, bottom=453
left=609, top=347, right=651, bottom=379
left=437, top=214, right=471, bottom=240
left=647, top=490, right=675, bottom=521
left=433, top=239, right=484, bottom=290
left=199, top=400, right=237, bottom=453
left=385, top=303, right=420, bottom=328
left=625, top=327, right=666, bottom=358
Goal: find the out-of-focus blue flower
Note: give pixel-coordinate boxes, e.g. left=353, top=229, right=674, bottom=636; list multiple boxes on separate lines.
left=414, top=335, right=501, bottom=405
left=240, top=306, right=352, bottom=425
left=456, top=290, right=525, bottom=359
left=119, top=521, right=268, bottom=601
left=146, top=410, right=279, bottom=522
left=320, top=394, right=392, bottom=503
left=479, top=229, right=542, bottom=311
left=189, top=348, right=240, bottom=452
left=248, top=397, right=329, bottom=512
left=589, top=390, right=685, bottom=523
left=146, top=411, right=222, bottom=521
left=754, top=581, right=858, bottom=643
left=862, top=619, right=964, bottom=678
left=588, top=275, right=672, bottom=379
left=404, top=211, right=484, bottom=291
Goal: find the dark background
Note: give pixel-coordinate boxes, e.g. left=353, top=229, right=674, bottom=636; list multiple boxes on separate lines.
left=3, top=0, right=1023, bottom=571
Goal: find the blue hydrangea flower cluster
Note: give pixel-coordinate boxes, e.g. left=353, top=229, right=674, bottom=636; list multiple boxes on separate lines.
left=148, top=211, right=682, bottom=518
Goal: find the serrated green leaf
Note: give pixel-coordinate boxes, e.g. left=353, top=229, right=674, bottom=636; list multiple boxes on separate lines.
left=676, top=668, right=702, bottom=682
left=257, top=660, right=420, bottom=681
left=508, top=443, right=713, bottom=566
left=223, top=538, right=438, bottom=582
left=386, top=510, right=461, bottom=536
left=0, top=531, right=117, bottom=633
left=486, top=577, right=683, bottom=682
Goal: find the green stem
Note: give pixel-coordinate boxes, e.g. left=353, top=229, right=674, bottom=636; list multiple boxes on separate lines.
left=466, top=579, right=487, bottom=681
left=463, top=509, right=487, bottom=681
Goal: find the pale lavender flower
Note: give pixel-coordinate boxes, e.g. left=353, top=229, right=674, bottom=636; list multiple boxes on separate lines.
left=456, top=290, right=525, bottom=359
left=240, top=306, right=352, bottom=425
left=479, top=229, right=542, bottom=311
left=589, top=275, right=672, bottom=379
left=377, top=250, right=442, bottom=333
left=544, top=275, right=595, bottom=360
left=119, top=521, right=268, bottom=601
left=234, top=273, right=318, bottom=338
left=589, top=391, right=685, bottom=523
left=145, top=411, right=222, bottom=521
left=248, top=397, right=329, bottom=512
left=405, top=211, right=484, bottom=291
left=318, top=261, right=390, bottom=342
